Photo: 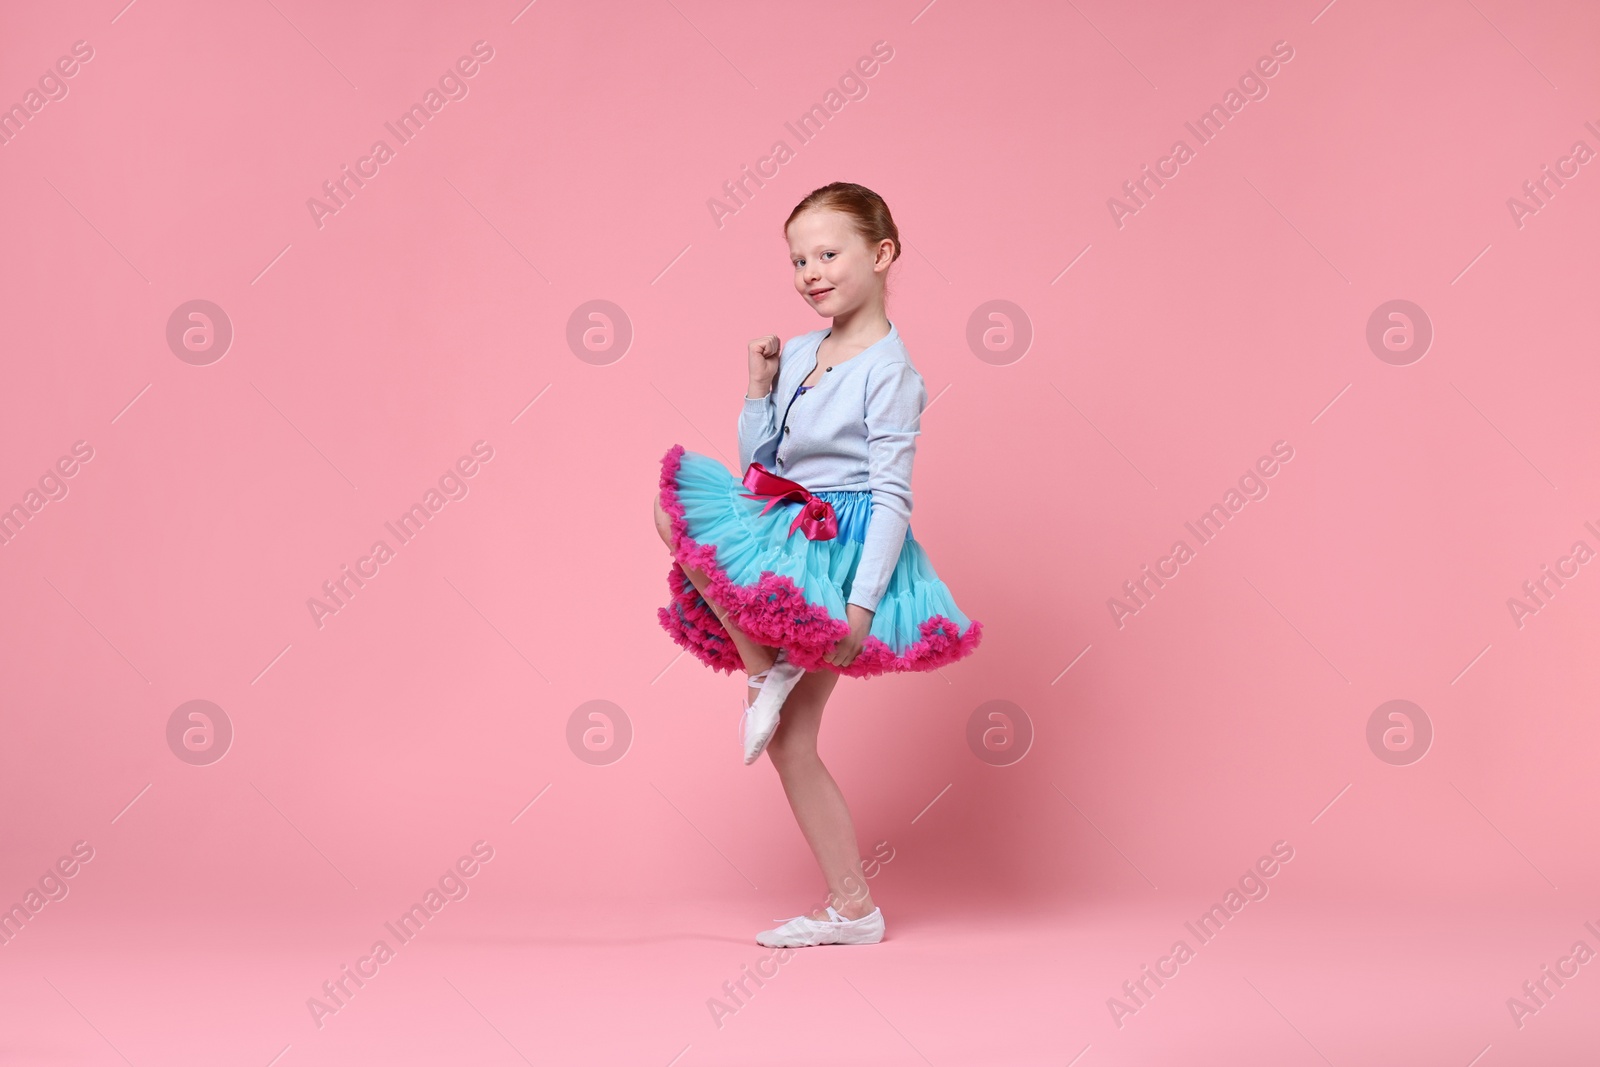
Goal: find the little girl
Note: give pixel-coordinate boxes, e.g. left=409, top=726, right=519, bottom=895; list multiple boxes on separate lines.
left=652, top=181, right=982, bottom=948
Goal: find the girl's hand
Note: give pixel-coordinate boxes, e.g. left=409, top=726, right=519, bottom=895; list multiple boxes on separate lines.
left=826, top=604, right=875, bottom=668
left=748, top=334, right=782, bottom=391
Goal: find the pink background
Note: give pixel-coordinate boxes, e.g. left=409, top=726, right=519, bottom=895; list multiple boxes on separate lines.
left=3, top=0, right=1598, bottom=1063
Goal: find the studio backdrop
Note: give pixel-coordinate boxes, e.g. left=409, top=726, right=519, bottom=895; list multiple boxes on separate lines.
left=3, top=0, right=1598, bottom=1064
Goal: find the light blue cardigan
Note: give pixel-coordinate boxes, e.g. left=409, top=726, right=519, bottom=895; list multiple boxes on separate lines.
left=737, top=321, right=927, bottom=614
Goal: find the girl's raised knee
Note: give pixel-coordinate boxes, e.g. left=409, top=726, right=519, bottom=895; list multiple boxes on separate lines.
left=653, top=493, right=674, bottom=543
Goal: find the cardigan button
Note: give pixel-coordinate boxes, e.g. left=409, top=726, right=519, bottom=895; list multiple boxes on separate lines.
left=783, top=425, right=790, bottom=435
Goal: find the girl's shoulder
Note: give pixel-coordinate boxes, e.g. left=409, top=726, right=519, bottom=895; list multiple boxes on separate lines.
left=871, top=325, right=917, bottom=374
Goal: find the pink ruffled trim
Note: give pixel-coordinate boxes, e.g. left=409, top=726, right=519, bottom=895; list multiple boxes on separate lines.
left=656, top=443, right=984, bottom=679
left=657, top=559, right=743, bottom=675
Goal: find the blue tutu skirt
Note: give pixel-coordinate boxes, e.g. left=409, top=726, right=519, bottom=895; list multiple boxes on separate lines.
left=657, top=444, right=983, bottom=679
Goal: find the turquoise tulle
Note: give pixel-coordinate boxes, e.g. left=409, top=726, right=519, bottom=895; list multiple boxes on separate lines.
left=658, top=446, right=982, bottom=677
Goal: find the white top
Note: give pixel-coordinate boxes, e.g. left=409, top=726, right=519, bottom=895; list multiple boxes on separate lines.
left=737, top=321, right=927, bottom=614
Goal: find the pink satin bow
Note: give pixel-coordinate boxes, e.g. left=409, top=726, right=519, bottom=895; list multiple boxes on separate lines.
left=739, top=462, right=839, bottom=541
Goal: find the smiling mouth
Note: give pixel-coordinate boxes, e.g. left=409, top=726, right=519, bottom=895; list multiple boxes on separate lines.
left=810, top=288, right=833, bottom=299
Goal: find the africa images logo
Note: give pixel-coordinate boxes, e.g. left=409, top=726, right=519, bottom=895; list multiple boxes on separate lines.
left=306, top=41, right=496, bottom=230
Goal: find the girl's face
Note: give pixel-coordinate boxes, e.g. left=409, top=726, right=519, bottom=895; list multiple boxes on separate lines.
left=787, top=208, right=892, bottom=317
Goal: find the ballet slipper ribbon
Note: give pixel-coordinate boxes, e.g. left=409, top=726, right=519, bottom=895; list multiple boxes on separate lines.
left=739, top=462, right=839, bottom=541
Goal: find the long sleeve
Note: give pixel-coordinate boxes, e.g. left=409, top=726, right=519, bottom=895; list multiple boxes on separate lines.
left=847, top=359, right=927, bottom=613
left=738, top=388, right=777, bottom=472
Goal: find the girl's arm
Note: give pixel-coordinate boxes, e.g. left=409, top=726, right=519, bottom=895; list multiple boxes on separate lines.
left=846, top=359, right=927, bottom=614
left=739, top=336, right=782, bottom=471
left=738, top=388, right=777, bottom=472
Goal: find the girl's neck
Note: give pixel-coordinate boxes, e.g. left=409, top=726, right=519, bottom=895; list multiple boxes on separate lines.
left=825, top=304, right=891, bottom=351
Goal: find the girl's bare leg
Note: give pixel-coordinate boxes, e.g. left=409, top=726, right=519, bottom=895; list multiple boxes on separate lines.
left=763, top=668, right=877, bottom=920
left=654, top=493, right=777, bottom=701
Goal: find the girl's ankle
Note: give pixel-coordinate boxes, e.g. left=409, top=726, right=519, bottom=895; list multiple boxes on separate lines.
left=834, top=900, right=875, bottom=920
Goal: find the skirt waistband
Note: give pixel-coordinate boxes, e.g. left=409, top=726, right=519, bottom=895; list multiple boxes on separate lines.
left=769, top=489, right=888, bottom=544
